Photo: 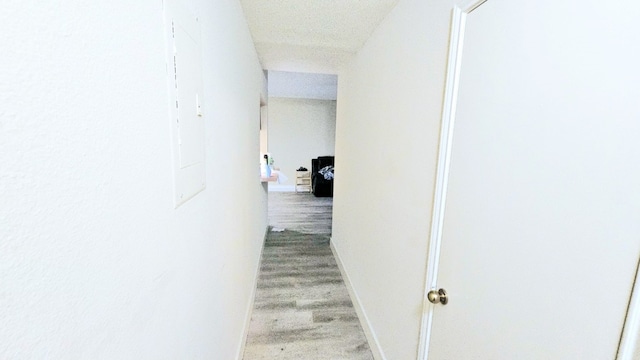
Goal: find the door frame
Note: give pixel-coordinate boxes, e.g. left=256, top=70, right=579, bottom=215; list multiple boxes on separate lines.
left=417, top=1, right=487, bottom=358
left=618, top=257, right=640, bottom=359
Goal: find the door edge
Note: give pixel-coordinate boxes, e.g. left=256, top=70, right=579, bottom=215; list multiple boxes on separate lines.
left=617, top=255, right=640, bottom=360
left=417, top=1, right=487, bottom=359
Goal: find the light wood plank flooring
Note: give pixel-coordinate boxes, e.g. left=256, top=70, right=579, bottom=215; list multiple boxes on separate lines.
left=267, top=192, right=333, bottom=235
left=242, top=192, right=373, bottom=360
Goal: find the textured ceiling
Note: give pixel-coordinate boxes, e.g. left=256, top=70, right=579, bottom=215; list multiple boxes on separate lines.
left=240, top=0, right=400, bottom=74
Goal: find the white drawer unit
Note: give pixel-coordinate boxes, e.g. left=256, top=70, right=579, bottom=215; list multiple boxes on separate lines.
left=295, top=171, right=311, bottom=193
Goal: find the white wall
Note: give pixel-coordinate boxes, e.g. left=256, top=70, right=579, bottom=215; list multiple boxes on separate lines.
left=268, top=71, right=338, bottom=100
left=267, top=98, right=336, bottom=191
left=334, top=0, right=640, bottom=358
left=331, top=0, right=455, bottom=358
left=0, top=1, right=266, bottom=359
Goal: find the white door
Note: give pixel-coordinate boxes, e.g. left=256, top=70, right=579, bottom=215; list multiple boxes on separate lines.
left=424, top=0, right=640, bottom=358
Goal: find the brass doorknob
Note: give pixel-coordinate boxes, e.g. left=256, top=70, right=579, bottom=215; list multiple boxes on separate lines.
left=427, top=288, right=448, bottom=305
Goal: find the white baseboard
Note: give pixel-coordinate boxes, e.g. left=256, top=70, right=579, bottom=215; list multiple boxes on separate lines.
left=268, top=184, right=295, bottom=192
left=236, top=226, right=268, bottom=360
left=330, top=239, right=386, bottom=360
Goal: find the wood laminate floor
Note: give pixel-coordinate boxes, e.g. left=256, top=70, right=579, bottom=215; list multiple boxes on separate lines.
left=242, top=192, right=373, bottom=360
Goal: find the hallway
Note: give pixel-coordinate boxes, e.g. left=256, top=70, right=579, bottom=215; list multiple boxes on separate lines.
left=242, top=193, right=373, bottom=359
left=4, top=0, right=640, bottom=358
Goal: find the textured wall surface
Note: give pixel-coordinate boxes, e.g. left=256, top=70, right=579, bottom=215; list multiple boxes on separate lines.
left=268, top=71, right=338, bottom=100
left=331, top=0, right=453, bottom=358
left=332, top=0, right=640, bottom=358
left=0, top=0, right=267, bottom=358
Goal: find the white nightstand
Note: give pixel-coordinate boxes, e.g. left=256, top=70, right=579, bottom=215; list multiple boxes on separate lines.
left=295, top=171, right=311, bottom=193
